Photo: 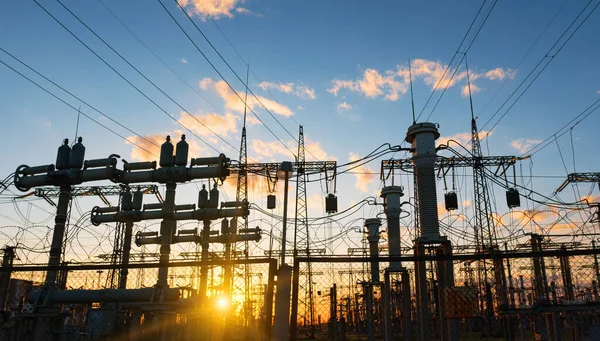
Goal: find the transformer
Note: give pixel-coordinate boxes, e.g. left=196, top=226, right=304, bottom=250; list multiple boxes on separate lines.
left=209, top=183, right=219, bottom=208
left=198, top=185, right=208, bottom=208
left=506, top=188, right=521, bottom=208
left=221, top=218, right=229, bottom=235
left=267, top=194, right=276, bottom=209
left=444, top=192, right=458, bottom=211
left=69, top=137, right=85, bottom=169
left=132, top=189, right=143, bottom=211
left=121, top=189, right=132, bottom=211
left=174, top=134, right=189, bottom=166
left=325, top=193, right=338, bottom=214
left=55, top=138, right=71, bottom=170
left=159, top=135, right=174, bottom=168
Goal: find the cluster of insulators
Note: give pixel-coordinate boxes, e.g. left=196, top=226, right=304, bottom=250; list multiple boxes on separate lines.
left=120, top=189, right=144, bottom=211
left=159, top=135, right=189, bottom=167
left=198, top=183, right=219, bottom=209
left=55, top=137, right=86, bottom=170
left=444, top=188, right=521, bottom=211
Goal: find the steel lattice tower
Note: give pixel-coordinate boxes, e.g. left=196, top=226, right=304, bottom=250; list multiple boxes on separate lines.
left=293, top=125, right=315, bottom=337
left=235, top=66, right=251, bottom=326
left=466, top=56, right=508, bottom=335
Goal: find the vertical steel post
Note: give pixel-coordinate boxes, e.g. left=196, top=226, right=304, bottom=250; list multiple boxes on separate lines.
left=45, top=184, right=71, bottom=287
left=364, top=282, right=374, bottom=341
left=383, top=270, right=392, bottom=341
left=0, top=246, right=15, bottom=310
left=157, top=182, right=176, bottom=287
left=280, top=171, right=290, bottom=265
left=265, top=259, right=276, bottom=341
left=274, top=264, right=292, bottom=341
left=199, top=219, right=211, bottom=298
left=119, top=220, right=133, bottom=289
left=414, top=243, right=430, bottom=341
left=402, top=270, right=413, bottom=341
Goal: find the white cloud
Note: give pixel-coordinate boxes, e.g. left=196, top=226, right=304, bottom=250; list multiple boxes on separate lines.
left=597, top=89, right=600, bottom=95
left=510, top=138, right=541, bottom=154
left=349, top=152, right=375, bottom=193
left=328, top=69, right=407, bottom=101
left=461, top=83, right=480, bottom=97
left=329, top=59, right=513, bottom=101
left=298, top=105, right=305, bottom=111
left=181, top=58, right=188, bottom=64
left=437, top=130, right=492, bottom=147
left=484, top=67, right=516, bottom=80
left=258, top=81, right=316, bottom=100
left=337, top=102, right=352, bottom=113
left=201, top=78, right=294, bottom=117
left=177, top=0, right=251, bottom=20
left=249, top=138, right=336, bottom=162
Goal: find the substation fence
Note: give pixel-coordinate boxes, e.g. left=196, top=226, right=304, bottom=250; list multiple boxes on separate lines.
left=291, top=249, right=600, bottom=341
left=0, top=258, right=277, bottom=341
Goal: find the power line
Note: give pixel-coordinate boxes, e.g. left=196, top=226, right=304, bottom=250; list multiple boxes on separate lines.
left=0, top=55, right=157, bottom=157
left=94, top=0, right=226, bottom=118
left=520, top=97, right=600, bottom=157
left=0, top=47, right=159, bottom=151
left=33, top=0, right=220, bottom=154
left=159, top=0, right=297, bottom=159
left=480, top=0, right=600, bottom=133
left=417, top=0, right=498, bottom=121
left=54, top=0, right=240, bottom=154
left=476, top=0, right=571, bottom=118
left=198, top=9, right=325, bottom=161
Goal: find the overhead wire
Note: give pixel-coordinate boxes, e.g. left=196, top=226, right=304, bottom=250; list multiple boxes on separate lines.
left=53, top=0, right=240, bottom=154
left=480, top=0, right=600, bottom=133
left=419, top=0, right=498, bottom=121
left=0, top=47, right=159, bottom=153
left=32, top=0, right=221, bottom=154
left=158, top=0, right=297, bottom=159
left=0, top=56, right=158, bottom=156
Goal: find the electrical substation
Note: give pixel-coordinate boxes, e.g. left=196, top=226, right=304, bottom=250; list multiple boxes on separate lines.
left=0, top=114, right=600, bottom=341
left=1, top=1, right=600, bottom=341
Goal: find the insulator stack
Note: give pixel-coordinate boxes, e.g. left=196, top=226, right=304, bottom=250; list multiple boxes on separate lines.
left=406, top=122, right=441, bottom=242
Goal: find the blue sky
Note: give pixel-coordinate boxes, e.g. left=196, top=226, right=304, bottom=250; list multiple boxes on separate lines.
left=0, top=0, right=599, bottom=262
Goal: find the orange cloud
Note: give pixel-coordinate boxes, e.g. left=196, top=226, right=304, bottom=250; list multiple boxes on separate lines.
left=126, top=130, right=205, bottom=162
left=337, top=102, right=352, bottom=113
left=461, top=83, right=481, bottom=97
left=177, top=111, right=239, bottom=142
left=200, top=78, right=293, bottom=117
left=178, top=0, right=252, bottom=20
left=510, top=138, right=541, bottom=154
left=349, top=152, right=375, bottom=193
